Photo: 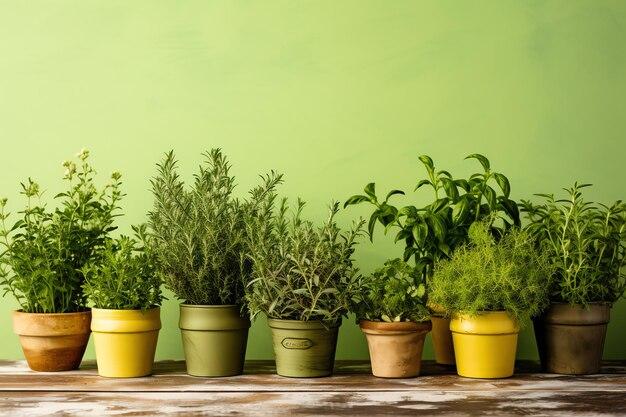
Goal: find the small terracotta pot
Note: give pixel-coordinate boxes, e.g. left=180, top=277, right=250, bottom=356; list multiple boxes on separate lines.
left=533, top=303, right=610, bottom=375
left=360, top=320, right=432, bottom=378
left=12, top=310, right=91, bottom=372
left=430, top=315, right=455, bottom=365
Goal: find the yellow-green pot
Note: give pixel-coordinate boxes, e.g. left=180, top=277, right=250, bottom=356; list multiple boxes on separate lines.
left=91, top=307, right=161, bottom=378
left=450, top=311, right=519, bottom=379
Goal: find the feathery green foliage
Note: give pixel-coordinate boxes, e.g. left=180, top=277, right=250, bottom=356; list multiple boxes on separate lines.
left=82, top=225, right=162, bottom=310
left=344, top=154, right=519, bottom=281
left=148, top=149, right=282, bottom=308
left=246, top=198, right=365, bottom=322
left=521, top=183, right=626, bottom=305
left=428, top=221, right=552, bottom=325
left=352, top=258, right=429, bottom=323
left=0, top=150, right=123, bottom=313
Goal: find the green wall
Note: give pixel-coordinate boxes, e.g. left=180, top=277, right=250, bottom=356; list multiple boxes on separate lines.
left=0, top=0, right=625, bottom=361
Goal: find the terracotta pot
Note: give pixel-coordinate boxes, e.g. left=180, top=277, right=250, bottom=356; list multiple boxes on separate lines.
left=268, top=319, right=340, bottom=378
left=533, top=303, right=610, bottom=375
left=430, top=315, right=455, bottom=365
left=360, top=320, right=432, bottom=378
left=12, top=310, right=91, bottom=372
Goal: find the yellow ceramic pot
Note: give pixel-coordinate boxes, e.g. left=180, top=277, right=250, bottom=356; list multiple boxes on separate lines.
left=91, top=307, right=161, bottom=378
left=450, top=311, right=519, bottom=379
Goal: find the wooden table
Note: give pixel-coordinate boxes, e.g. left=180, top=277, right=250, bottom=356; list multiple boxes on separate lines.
left=0, top=360, right=625, bottom=416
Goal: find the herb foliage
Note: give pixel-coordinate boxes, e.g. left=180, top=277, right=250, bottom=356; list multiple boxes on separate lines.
left=521, top=183, right=626, bottom=305
left=428, top=221, right=552, bottom=325
left=0, top=150, right=123, bottom=313
left=246, top=198, right=365, bottom=322
left=148, top=149, right=282, bottom=308
left=352, top=258, right=429, bottom=323
left=345, top=154, right=519, bottom=281
left=82, top=225, right=162, bottom=310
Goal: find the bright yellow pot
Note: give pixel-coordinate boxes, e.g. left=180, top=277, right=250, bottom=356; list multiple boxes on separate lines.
left=450, top=311, right=519, bottom=379
left=91, top=307, right=161, bottom=378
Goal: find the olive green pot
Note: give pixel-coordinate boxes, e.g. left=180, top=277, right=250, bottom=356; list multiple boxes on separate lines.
left=533, top=302, right=610, bottom=375
left=268, top=319, right=340, bottom=378
left=179, top=304, right=250, bottom=377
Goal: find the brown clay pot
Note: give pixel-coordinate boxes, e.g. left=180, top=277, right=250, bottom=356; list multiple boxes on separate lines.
left=360, top=319, right=432, bottom=378
left=12, top=310, right=91, bottom=372
left=430, top=315, right=455, bottom=366
left=533, top=303, right=610, bottom=375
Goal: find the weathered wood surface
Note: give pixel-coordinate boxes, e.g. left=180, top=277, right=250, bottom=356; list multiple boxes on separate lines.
left=0, top=360, right=624, bottom=416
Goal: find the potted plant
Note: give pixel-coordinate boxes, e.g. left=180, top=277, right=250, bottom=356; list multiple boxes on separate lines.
left=246, top=198, right=364, bottom=378
left=428, top=221, right=552, bottom=378
left=148, top=149, right=281, bottom=377
left=0, top=150, right=122, bottom=372
left=83, top=226, right=163, bottom=378
left=521, top=183, right=625, bottom=374
left=345, top=154, right=519, bottom=365
left=352, top=258, right=431, bottom=378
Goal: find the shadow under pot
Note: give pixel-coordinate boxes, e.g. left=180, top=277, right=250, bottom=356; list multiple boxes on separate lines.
left=179, top=304, right=250, bottom=377
left=268, top=319, right=340, bottom=378
left=450, top=311, right=519, bottom=379
left=91, top=307, right=161, bottom=378
left=360, top=320, right=432, bottom=378
left=533, top=303, right=610, bottom=375
left=12, top=310, right=91, bottom=372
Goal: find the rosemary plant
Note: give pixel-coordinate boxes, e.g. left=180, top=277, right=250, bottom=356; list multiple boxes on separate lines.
left=428, top=221, right=552, bottom=325
left=148, top=149, right=282, bottom=308
left=0, top=150, right=123, bottom=313
left=246, top=199, right=365, bottom=323
left=521, top=183, right=626, bottom=306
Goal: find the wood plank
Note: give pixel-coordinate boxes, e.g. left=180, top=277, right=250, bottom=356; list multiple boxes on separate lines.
left=1, top=390, right=625, bottom=417
left=0, top=361, right=624, bottom=393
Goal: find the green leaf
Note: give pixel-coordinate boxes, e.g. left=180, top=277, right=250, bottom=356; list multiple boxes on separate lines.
left=493, top=173, right=511, bottom=198
left=343, top=195, right=370, bottom=208
left=465, top=153, right=491, bottom=172
left=385, top=189, right=405, bottom=202
left=440, top=178, right=459, bottom=200
left=427, top=214, right=446, bottom=241
left=414, top=179, right=432, bottom=191
left=412, top=223, right=428, bottom=247
left=430, top=197, right=450, bottom=213
left=418, top=155, right=434, bottom=172
left=364, top=183, right=376, bottom=200
left=452, top=198, right=469, bottom=224
left=484, top=185, right=497, bottom=209
left=367, top=211, right=379, bottom=241
left=454, top=179, right=470, bottom=192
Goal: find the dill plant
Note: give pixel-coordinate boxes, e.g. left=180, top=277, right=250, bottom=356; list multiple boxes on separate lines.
left=428, top=221, right=552, bottom=325
left=148, top=149, right=282, bottom=308
left=521, top=183, right=626, bottom=305
left=82, top=225, right=162, bottom=310
left=246, top=199, right=365, bottom=323
left=0, top=150, right=123, bottom=313
left=352, top=259, right=429, bottom=323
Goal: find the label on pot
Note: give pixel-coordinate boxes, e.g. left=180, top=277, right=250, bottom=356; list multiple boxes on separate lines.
left=281, top=338, right=314, bottom=350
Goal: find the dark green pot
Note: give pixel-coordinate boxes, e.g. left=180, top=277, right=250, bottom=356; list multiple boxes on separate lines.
left=268, top=318, right=340, bottom=378
left=179, top=304, right=250, bottom=377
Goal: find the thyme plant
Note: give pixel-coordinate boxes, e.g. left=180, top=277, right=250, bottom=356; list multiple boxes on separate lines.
left=428, top=221, right=552, bottom=325
left=82, top=225, right=162, bottom=310
left=0, top=150, right=123, bottom=313
left=345, top=154, right=519, bottom=281
left=352, top=258, right=429, bottom=323
left=246, top=199, right=365, bottom=323
left=148, top=149, right=282, bottom=308
left=521, top=183, right=626, bottom=306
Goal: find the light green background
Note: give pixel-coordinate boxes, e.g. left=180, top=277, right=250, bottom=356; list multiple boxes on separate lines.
left=0, top=0, right=624, bottom=361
